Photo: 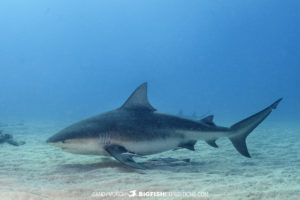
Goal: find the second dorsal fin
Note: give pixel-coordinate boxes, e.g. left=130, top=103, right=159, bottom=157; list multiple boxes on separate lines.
left=200, top=115, right=216, bottom=126
left=120, top=82, right=156, bottom=111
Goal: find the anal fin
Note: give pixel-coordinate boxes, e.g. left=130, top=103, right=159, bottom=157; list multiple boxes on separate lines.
left=178, top=140, right=197, bottom=151
left=206, top=139, right=218, bottom=148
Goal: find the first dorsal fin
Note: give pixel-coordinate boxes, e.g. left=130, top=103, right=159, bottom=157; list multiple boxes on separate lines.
left=120, top=82, right=156, bottom=111
left=200, top=115, right=216, bottom=126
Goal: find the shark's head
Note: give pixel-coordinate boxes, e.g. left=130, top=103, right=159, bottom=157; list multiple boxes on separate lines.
left=46, top=125, right=104, bottom=155
left=46, top=127, right=78, bottom=153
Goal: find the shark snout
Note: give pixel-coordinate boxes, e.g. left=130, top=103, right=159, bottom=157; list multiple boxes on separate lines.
left=46, top=132, right=66, bottom=145
left=46, top=134, right=68, bottom=150
left=46, top=138, right=53, bottom=144
left=46, top=135, right=59, bottom=144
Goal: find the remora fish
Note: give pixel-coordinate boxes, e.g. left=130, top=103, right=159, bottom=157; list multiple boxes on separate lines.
left=47, top=83, right=282, bottom=169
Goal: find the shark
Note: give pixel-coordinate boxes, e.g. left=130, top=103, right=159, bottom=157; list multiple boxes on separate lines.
left=47, top=83, right=282, bottom=169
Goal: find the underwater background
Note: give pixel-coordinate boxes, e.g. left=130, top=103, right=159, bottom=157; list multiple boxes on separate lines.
left=0, top=1, right=299, bottom=200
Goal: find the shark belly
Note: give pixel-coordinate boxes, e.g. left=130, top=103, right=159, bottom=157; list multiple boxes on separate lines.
left=54, top=137, right=183, bottom=157
left=120, top=138, right=182, bottom=155
left=179, top=130, right=229, bottom=141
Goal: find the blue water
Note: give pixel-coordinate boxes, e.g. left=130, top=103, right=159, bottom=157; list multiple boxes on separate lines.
left=0, top=1, right=299, bottom=122
left=0, top=2, right=300, bottom=199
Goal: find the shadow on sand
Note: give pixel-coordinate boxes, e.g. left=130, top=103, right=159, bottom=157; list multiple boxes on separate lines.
left=56, top=157, right=207, bottom=174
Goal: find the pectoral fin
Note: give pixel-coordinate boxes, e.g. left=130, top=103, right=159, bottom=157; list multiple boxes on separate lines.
left=105, top=144, right=147, bottom=170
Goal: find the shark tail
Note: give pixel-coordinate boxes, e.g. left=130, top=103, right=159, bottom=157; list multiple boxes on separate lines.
left=229, top=98, right=282, bottom=158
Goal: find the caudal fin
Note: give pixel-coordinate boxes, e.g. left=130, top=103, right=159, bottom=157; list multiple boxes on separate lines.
left=229, top=98, right=282, bottom=158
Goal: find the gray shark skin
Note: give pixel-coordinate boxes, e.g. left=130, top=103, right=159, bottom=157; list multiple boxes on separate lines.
left=47, top=83, right=282, bottom=169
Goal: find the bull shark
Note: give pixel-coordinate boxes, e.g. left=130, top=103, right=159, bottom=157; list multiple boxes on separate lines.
left=47, top=83, right=282, bottom=169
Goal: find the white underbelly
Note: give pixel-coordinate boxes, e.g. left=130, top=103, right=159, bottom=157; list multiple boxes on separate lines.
left=120, top=138, right=181, bottom=155
left=178, top=130, right=226, bottom=141
left=55, top=137, right=182, bottom=156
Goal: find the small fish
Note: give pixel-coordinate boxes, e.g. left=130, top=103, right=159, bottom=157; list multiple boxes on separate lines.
left=0, top=130, right=25, bottom=146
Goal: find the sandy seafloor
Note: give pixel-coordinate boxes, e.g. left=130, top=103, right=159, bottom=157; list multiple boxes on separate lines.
left=0, top=120, right=299, bottom=200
